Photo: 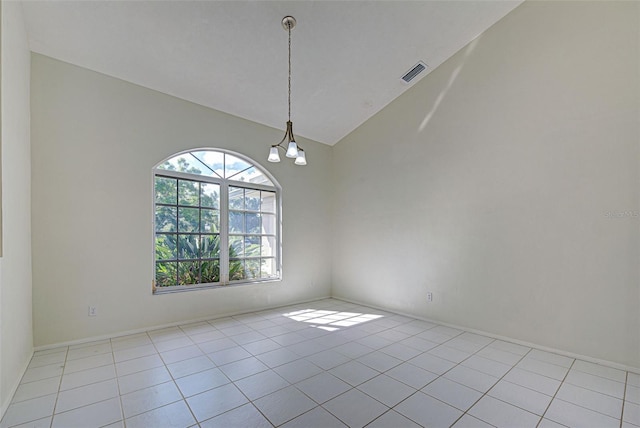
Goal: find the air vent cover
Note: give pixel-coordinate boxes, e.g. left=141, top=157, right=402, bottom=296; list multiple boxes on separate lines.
left=401, top=61, right=427, bottom=83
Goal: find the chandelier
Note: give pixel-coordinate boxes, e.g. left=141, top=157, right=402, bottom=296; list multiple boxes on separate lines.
left=267, top=16, right=307, bottom=166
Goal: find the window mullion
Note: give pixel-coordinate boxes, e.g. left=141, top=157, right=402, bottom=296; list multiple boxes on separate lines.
left=220, top=182, right=230, bottom=284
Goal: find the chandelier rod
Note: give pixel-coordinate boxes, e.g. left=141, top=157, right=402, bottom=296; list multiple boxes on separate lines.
left=288, top=20, right=291, bottom=123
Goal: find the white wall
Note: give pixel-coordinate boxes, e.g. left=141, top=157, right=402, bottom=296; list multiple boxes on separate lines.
left=30, top=54, right=333, bottom=347
left=25, top=0, right=640, bottom=370
left=0, top=0, right=33, bottom=415
left=332, top=1, right=639, bottom=369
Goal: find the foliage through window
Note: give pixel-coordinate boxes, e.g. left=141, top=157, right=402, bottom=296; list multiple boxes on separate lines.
left=154, top=149, right=280, bottom=292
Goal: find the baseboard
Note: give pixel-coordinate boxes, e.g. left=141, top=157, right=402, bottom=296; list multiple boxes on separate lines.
left=1, top=349, right=34, bottom=421
left=333, top=295, right=640, bottom=374
left=32, top=293, right=638, bottom=375
left=34, top=295, right=331, bottom=352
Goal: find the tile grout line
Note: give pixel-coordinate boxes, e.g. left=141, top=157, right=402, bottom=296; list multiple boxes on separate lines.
left=232, top=310, right=345, bottom=428
left=568, top=362, right=632, bottom=385
left=447, top=343, right=534, bottom=428
left=536, top=358, right=576, bottom=427
left=109, top=336, right=127, bottom=428
left=56, top=341, right=128, bottom=427
left=176, top=319, right=279, bottom=427
left=255, top=311, right=428, bottom=427
left=48, top=346, right=70, bottom=428
left=397, top=320, right=627, bottom=426
left=281, top=311, right=511, bottom=426
left=380, top=328, right=476, bottom=427
left=123, top=327, right=197, bottom=425
left=24, top=343, right=129, bottom=428
left=542, top=364, right=629, bottom=422
left=391, top=329, right=590, bottom=426
left=620, top=371, right=628, bottom=428
left=149, top=328, right=202, bottom=428
left=285, top=305, right=481, bottom=426
left=198, top=361, right=279, bottom=427
left=355, top=329, right=496, bottom=427
left=2, top=350, right=66, bottom=427
left=234, top=310, right=357, bottom=427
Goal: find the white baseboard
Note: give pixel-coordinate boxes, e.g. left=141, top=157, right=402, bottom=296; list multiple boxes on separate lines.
left=31, top=293, right=638, bottom=375
left=34, top=295, right=331, bottom=352
left=333, top=295, right=640, bottom=374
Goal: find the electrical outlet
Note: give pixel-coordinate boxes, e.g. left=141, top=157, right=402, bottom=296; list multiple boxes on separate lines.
left=427, top=292, right=433, bottom=302
left=88, top=306, right=97, bottom=317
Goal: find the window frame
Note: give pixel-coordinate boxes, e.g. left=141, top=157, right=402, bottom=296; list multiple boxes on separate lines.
left=152, top=148, right=282, bottom=294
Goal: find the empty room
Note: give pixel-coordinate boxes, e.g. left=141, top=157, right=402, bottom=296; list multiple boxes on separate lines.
left=1, top=0, right=639, bottom=427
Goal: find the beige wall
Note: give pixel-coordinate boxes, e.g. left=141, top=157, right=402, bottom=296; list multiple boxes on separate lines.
left=332, top=1, right=639, bottom=369
left=30, top=54, right=333, bottom=347
left=0, top=0, right=33, bottom=414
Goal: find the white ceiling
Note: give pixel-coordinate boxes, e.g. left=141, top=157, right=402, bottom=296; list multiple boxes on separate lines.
left=21, top=0, right=522, bottom=146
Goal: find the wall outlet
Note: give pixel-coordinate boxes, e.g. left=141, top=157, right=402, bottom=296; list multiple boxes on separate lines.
left=427, top=292, right=433, bottom=302
left=88, top=306, right=97, bottom=317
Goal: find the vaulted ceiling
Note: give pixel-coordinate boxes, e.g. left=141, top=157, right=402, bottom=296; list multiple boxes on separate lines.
left=21, top=1, right=522, bottom=145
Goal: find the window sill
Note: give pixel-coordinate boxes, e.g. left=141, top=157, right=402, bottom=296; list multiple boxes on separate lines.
left=153, top=278, right=281, bottom=295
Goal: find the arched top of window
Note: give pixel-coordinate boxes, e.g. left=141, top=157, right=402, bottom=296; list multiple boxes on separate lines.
left=156, top=149, right=275, bottom=186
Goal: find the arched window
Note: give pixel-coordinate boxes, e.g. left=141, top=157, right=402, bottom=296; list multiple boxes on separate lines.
left=153, top=149, right=281, bottom=292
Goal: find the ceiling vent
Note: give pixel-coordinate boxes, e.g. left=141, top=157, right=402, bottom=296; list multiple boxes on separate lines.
left=401, top=61, right=428, bottom=84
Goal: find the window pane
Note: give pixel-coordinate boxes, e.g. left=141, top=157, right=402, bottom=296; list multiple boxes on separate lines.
left=159, top=154, right=210, bottom=176
left=200, top=209, right=219, bottom=233
left=156, top=262, right=177, bottom=287
left=245, top=189, right=261, bottom=211
left=261, top=258, right=276, bottom=278
left=178, top=207, right=199, bottom=232
left=229, top=187, right=244, bottom=210
left=225, top=154, right=251, bottom=178
left=178, top=261, right=199, bottom=285
left=201, top=235, right=220, bottom=259
left=246, top=213, right=261, bottom=234
left=156, top=234, right=177, bottom=260
left=261, top=236, right=276, bottom=257
left=201, top=259, right=220, bottom=283
left=229, top=236, right=244, bottom=258
left=201, top=183, right=220, bottom=209
left=191, top=151, right=224, bottom=178
left=261, top=213, right=276, bottom=235
left=229, top=260, right=245, bottom=281
left=179, top=180, right=199, bottom=206
left=245, top=236, right=260, bottom=257
left=229, top=211, right=244, bottom=233
left=156, top=207, right=177, bottom=232
left=158, top=154, right=189, bottom=172
left=261, top=191, right=276, bottom=213
left=245, top=260, right=260, bottom=279
left=155, top=177, right=177, bottom=204
left=228, top=166, right=273, bottom=185
left=178, top=234, right=199, bottom=260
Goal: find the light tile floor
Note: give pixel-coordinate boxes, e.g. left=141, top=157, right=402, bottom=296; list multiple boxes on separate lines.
left=2, top=298, right=638, bottom=428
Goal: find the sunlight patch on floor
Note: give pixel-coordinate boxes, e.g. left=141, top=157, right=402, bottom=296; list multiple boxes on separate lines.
left=282, top=309, right=384, bottom=331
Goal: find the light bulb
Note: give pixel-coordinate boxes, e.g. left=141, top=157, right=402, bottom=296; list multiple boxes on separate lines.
left=286, top=141, right=298, bottom=158
left=268, top=147, right=281, bottom=162
left=294, top=149, right=307, bottom=165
